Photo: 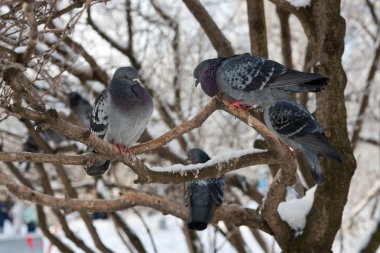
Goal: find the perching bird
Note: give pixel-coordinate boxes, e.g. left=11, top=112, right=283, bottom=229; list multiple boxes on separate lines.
left=86, top=67, right=153, bottom=176
left=68, top=92, right=92, bottom=128
left=263, top=100, right=342, bottom=184
left=194, top=53, right=329, bottom=108
left=186, top=148, right=224, bottom=231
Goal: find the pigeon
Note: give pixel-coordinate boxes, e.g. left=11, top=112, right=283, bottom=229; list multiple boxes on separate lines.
left=23, top=136, right=40, bottom=153
left=186, top=148, right=224, bottom=231
left=86, top=67, right=154, bottom=176
left=194, top=53, right=329, bottom=108
left=23, top=129, right=66, bottom=152
left=68, top=92, right=92, bottom=128
left=22, top=129, right=66, bottom=171
left=263, top=100, right=342, bottom=184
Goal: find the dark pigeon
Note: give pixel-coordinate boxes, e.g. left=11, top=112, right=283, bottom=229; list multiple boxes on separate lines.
left=23, top=136, right=39, bottom=153
left=23, top=129, right=65, bottom=152
left=22, top=129, right=66, bottom=171
left=86, top=67, right=153, bottom=176
left=186, top=148, right=224, bottom=231
left=68, top=92, right=92, bottom=128
left=263, top=100, right=342, bottom=184
left=194, top=53, right=329, bottom=108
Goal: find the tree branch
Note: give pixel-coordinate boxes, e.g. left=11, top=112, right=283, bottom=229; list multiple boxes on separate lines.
left=247, top=0, right=268, bottom=57
left=0, top=170, right=272, bottom=234
left=182, top=0, right=234, bottom=57
left=351, top=36, right=380, bottom=148
left=22, top=1, right=38, bottom=63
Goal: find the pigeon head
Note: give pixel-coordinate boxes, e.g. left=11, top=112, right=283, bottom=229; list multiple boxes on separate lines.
left=110, top=67, right=151, bottom=108
left=113, top=66, right=139, bottom=81
left=193, top=58, right=223, bottom=97
left=187, top=148, right=211, bottom=164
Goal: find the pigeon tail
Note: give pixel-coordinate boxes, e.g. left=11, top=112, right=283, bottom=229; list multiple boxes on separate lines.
left=273, top=69, right=329, bottom=93
left=302, top=148, right=324, bottom=185
left=188, top=221, right=207, bottom=231
left=85, top=160, right=111, bottom=176
left=315, top=133, right=342, bottom=162
left=296, top=133, right=342, bottom=163
left=188, top=203, right=216, bottom=231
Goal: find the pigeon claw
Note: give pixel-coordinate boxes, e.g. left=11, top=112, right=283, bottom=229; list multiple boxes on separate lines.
left=286, top=146, right=298, bottom=159
left=115, top=143, right=127, bottom=154
left=224, top=100, right=254, bottom=111
left=126, top=148, right=135, bottom=159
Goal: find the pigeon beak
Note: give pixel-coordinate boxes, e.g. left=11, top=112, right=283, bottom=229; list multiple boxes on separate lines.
left=185, top=158, right=191, bottom=164
left=195, top=79, right=200, bottom=87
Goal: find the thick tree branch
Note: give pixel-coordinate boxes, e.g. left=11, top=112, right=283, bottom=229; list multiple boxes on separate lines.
left=276, top=7, right=293, bottom=68
left=247, top=0, right=268, bottom=57
left=3, top=67, right=45, bottom=111
left=182, top=0, right=234, bottom=57
left=259, top=163, right=296, bottom=250
left=132, top=96, right=219, bottom=154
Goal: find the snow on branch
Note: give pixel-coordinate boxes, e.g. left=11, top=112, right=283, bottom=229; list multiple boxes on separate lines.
left=2, top=95, right=293, bottom=184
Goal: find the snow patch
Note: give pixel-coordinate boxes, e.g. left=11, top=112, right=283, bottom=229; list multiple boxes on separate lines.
left=286, top=0, right=311, bottom=8
left=150, top=148, right=261, bottom=173
left=277, top=186, right=317, bottom=235
left=14, top=46, right=27, bottom=54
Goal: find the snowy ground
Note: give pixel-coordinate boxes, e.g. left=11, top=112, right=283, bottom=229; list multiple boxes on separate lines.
left=0, top=210, right=279, bottom=253
left=45, top=211, right=278, bottom=253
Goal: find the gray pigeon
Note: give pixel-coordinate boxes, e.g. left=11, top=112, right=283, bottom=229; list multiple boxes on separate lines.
left=194, top=53, right=329, bottom=108
left=86, top=67, right=154, bottom=176
left=68, top=92, right=92, bottom=128
left=263, top=100, right=342, bottom=184
left=186, top=148, right=224, bottom=231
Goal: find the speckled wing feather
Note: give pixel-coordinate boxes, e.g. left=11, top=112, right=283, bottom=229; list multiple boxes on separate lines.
left=266, top=100, right=342, bottom=162
left=219, top=54, right=287, bottom=92
left=207, top=177, right=225, bottom=205
left=90, top=90, right=109, bottom=139
left=267, top=101, right=318, bottom=138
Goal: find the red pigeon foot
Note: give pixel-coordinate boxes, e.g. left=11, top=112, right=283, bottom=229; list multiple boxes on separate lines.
left=115, top=143, right=127, bottom=154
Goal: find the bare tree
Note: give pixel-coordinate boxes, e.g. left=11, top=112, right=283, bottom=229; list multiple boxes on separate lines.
left=0, top=0, right=377, bottom=252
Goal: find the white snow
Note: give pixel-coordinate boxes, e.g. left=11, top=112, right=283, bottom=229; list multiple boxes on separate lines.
left=285, top=186, right=300, bottom=201
left=14, top=46, right=27, bottom=54
left=285, top=0, right=312, bottom=8
left=150, top=148, right=263, bottom=174
left=45, top=213, right=240, bottom=253
left=277, top=186, right=317, bottom=234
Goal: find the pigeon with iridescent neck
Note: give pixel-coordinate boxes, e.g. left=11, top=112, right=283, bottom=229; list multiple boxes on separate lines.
left=263, top=100, right=342, bottom=184
left=186, top=148, right=224, bottom=231
left=194, top=53, right=329, bottom=108
left=86, top=67, right=153, bottom=176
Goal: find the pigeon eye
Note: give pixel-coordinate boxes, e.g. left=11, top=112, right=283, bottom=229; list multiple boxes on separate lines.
left=124, top=75, right=129, bottom=79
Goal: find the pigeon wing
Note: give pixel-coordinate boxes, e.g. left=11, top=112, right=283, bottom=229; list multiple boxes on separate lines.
left=219, top=54, right=287, bottom=92
left=207, top=177, right=224, bottom=205
left=90, top=90, right=109, bottom=139
left=269, top=101, right=341, bottom=162
left=268, top=101, right=317, bottom=138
